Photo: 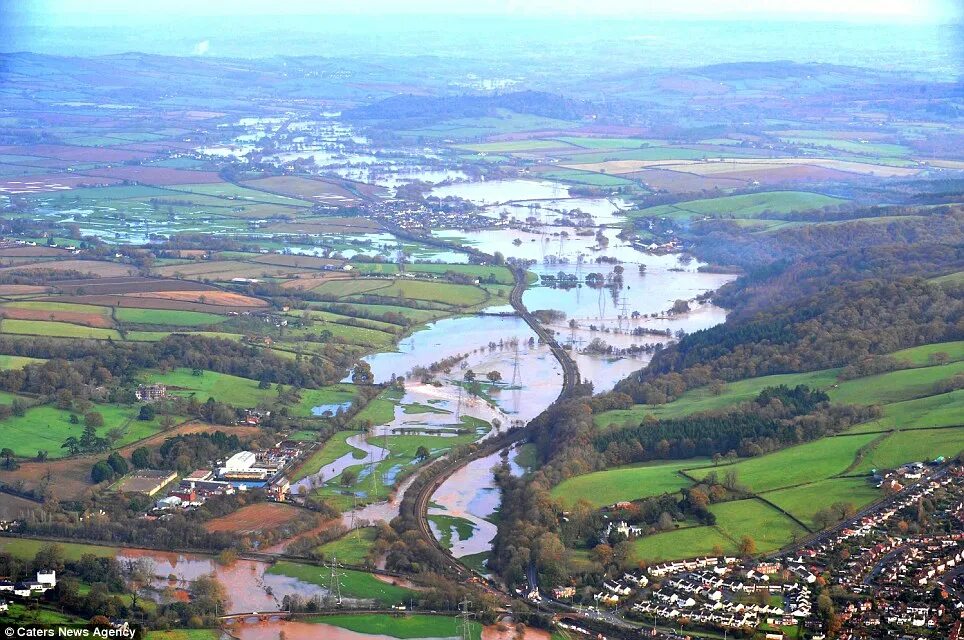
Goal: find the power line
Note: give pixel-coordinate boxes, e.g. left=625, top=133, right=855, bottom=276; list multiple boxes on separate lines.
left=457, top=598, right=475, bottom=640
left=327, top=556, right=343, bottom=606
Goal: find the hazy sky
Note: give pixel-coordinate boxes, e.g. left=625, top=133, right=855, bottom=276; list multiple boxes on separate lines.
left=5, top=0, right=962, bottom=22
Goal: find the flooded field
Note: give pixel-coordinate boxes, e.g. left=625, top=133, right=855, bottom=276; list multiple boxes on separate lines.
left=116, top=549, right=327, bottom=613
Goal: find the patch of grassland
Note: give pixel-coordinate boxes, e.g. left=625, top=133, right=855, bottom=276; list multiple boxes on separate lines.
left=314, top=614, right=481, bottom=640
left=429, top=514, right=477, bottom=549
left=314, top=527, right=378, bottom=565
left=689, top=434, right=877, bottom=493
left=550, top=459, right=699, bottom=508
left=114, top=308, right=227, bottom=326
left=763, top=477, right=880, bottom=529
left=266, top=562, right=415, bottom=605
left=852, top=427, right=964, bottom=473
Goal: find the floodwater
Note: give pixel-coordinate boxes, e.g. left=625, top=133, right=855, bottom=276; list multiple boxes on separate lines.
left=116, top=549, right=327, bottom=613
left=291, top=433, right=389, bottom=495
left=430, top=179, right=571, bottom=204
left=429, top=446, right=526, bottom=559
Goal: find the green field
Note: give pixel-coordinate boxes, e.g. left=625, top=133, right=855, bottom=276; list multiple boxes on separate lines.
left=710, top=499, right=808, bottom=553
left=852, top=427, right=964, bottom=474
left=313, top=279, right=395, bottom=298
left=1, top=318, right=121, bottom=340
left=428, top=514, right=477, bottom=549
left=0, top=354, right=45, bottom=369
left=114, top=308, right=227, bottom=326
left=888, top=341, right=964, bottom=366
left=350, top=388, right=403, bottom=428
left=689, top=434, right=877, bottom=493
left=848, top=389, right=964, bottom=433
left=828, top=360, right=964, bottom=405
left=552, top=136, right=667, bottom=150
left=315, top=614, right=481, bottom=640
left=266, top=561, right=415, bottom=605
left=630, top=525, right=737, bottom=562
left=144, top=632, right=221, bottom=640
left=403, top=263, right=515, bottom=285
left=378, top=280, right=489, bottom=307
left=0, top=537, right=116, bottom=560
left=550, top=459, right=701, bottom=508
left=314, top=527, right=378, bottom=565
left=1, top=401, right=168, bottom=457
left=628, top=191, right=847, bottom=222
left=563, top=146, right=754, bottom=163
left=314, top=426, right=487, bottom=508
left=142, top=368, right=358, bottom=416
left=763, top=477, right=881, bottom=528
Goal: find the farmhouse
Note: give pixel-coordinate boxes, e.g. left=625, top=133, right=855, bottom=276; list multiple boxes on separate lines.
left=136, top=383, right=168, bottom=402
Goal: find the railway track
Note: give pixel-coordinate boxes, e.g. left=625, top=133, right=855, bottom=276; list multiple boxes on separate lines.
left=384, top=226, right=580, bottom=598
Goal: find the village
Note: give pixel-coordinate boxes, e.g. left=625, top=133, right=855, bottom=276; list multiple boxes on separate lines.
left=534, top=461, right=964, bottom=639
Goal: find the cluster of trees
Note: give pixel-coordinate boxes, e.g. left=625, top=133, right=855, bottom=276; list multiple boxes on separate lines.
left=0, top=333, right=344, bottom=403
left=91, top=452, right=129, bottom=483
left=130, top=431, right=243, bottom=473
left=660, top=203, right=963, bottom=271
left=614, top=278, right=961, bottom=406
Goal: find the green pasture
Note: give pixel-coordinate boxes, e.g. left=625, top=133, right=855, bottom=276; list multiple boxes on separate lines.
left=0, top=401, right=167, bottom=457
left=628, top=191, right=846, bottom=222
left=848, top=389, right=964, bottom=433
left=316, top=614, right=481, bottom=640
left=763, top=477, right=880, bottom=529
left=266, top=561, right=415, bottom=605
left=688, top=434, right=877, bottom=493
left=114, top=308, right=227, bottom=326
left=314, top=527, right=378, bottom=564
left=0, top=318, right=121, bottom=340
left=550, top=459, right=700, bottom=508
left=852, top=427, right=964, bottom=474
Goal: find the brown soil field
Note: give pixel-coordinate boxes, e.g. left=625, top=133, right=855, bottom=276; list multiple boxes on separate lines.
left=715, top=164, right=858, bottom=184
left=52, top=277, right=216, bottom=295
left=0, top=260, right=139, bottom=277
left=53, top=294, right=263, bottom=314
left=0, top=493, right=41, bottom=521
left=279, top=273, right=352, bottom=291
left=241, top=176, right=362, bottom=206
left=125, top=290, right=268, bottom=307
left=78, top=166, right=223, bottom=186
left=154, top=260, right=316, bottom=280
left=0, top=246, right=73, bottom=258
left=0, top=285, right=50, bottom=295
left=204, top=503, right=304, bottom=534
left=0, top=144, right=154, bottom=163
left=0, top=423, right=261, bottom=501
left=0, top=257, right=63, bottom=268
left=251, top=254, right=344, bottom=270
left=627, top=168, right=748, bottom=192
left=0, top=307, right=113, bottom=328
